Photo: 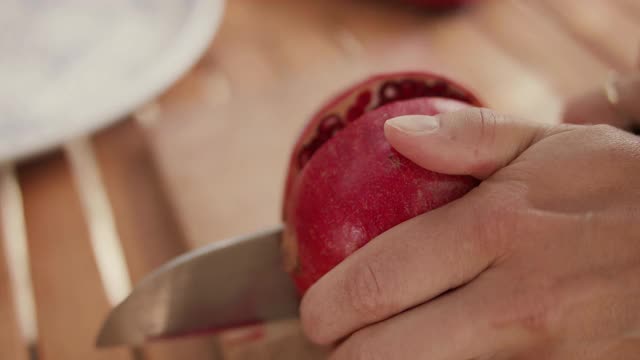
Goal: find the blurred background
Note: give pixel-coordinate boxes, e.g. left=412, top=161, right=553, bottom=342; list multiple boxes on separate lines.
left=0, top=0, right=639, bottom=359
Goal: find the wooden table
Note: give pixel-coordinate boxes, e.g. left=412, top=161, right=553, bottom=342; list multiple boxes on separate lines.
left=1, top=0, right=639, bottom=359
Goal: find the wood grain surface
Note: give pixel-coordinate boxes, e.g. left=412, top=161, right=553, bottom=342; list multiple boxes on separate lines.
left=0, top=210, right=28, bottom=360
left=1, top=0, right=639, bottom=359
left=18, top=153, right=131, bottom=360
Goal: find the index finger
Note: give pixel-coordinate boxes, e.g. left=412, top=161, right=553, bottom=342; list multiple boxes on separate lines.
left=563, top=72, right=640, bottom=134
left=299, top=189, right=507, bottom=345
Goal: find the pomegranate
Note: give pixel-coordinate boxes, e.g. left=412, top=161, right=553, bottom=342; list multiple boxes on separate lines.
left=283, top=72, right=482, bottom=294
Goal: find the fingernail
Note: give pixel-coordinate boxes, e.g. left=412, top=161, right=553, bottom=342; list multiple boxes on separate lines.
left=385, top=115, right=439, bottom=133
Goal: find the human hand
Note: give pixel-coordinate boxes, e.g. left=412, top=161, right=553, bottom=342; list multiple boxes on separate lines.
left=563, top=71, right=640, bottom=135
left=299, top=107, right=640, bottom=359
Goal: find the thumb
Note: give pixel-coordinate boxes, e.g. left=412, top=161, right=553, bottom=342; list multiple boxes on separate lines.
left=384, top=108, right=549, bottom=179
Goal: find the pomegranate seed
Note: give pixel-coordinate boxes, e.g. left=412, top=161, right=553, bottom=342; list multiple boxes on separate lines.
left=300, top=115, right=349, bottom=169
left=399, top=80, right=418, bottom=99
left=318, top=114, right=342, bottom=134
left=330, top=125, right=344, bottom=137
left=346, top=105, right=364, bottom=122
left=379, top=81, right=400, bottom=104
left=314, top=130, right=331, bottom=144
left=414, top=82, right=429, bottom=97
left=355, top=90, right=372, bottom=108
left=424, top=81, right=447, bottom=97
left=298, top=146, right=314, bottom=169
left=298, top=136, right=326, bottom=169
left=331, top=122, right=345, bottom=135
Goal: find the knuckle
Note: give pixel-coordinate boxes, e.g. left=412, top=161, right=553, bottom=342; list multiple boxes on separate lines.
left=299, top=287, right=336, bottom=345
left=519, top=305, right=554, bottom=338
left=515, top=299, right=554, bottom=338
left=474, top=108, right=499, bottom=153
left=502, top=280, right=556, bottom=342
left=474, top=196, right=523, bottom=254
left=299, top=311, right=328, bottom=345
left=299, top=300, right=329, bottom=345
left=458, top=108, right=506, bottom=176
left=337, top=330, right=383, bottom=360
left=343, top=261, right=392, bottom=320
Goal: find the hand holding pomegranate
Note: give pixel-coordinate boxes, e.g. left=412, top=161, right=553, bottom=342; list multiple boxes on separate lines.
left=299, top=107, right=640, bottom=359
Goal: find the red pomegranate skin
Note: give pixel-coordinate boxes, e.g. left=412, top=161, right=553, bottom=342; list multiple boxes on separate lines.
left=283, top=72, right=481, bottom=213
left=284, top=97, right=479, bottom=294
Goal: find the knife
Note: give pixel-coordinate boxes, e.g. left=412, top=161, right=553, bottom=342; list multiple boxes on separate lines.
left=96, top=225, right=300, bottom=347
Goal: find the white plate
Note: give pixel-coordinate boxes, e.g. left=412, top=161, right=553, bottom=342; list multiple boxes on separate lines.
left=0, top=0, right=225, bottom=162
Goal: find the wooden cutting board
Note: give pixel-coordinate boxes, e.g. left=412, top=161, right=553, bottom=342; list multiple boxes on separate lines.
left=139, top=0, right=640, bottom=358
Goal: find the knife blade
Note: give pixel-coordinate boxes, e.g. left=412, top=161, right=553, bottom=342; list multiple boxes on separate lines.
left=96, top=225, right=299, bottom=347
